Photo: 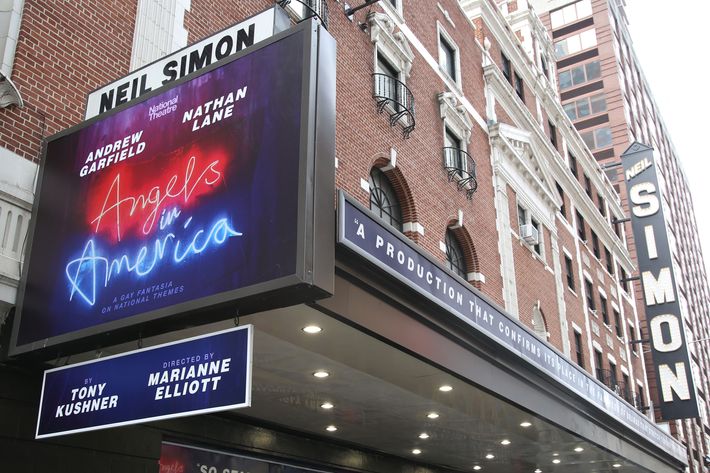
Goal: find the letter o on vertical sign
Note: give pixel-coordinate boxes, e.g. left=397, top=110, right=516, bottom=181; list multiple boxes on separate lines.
left=650, top=314, right=683, bottom=353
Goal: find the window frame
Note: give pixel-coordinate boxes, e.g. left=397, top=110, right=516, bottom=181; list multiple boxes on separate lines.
left=437, top=23, right=461, bottom=88
left=585, top=278, right=596, bottom=312
left=368, top=167, right=403, bottom=231
left=574, top=330, right=585, bottom=368
left=445, top=229, right=467, bottom=279
left=565, top=254, right=575, bottom=291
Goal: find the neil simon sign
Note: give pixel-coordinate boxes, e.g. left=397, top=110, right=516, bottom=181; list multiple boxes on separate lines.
left=621, top=142, right=698, bottom=420
left=36, top=325, right=252, bottom=438
left=12, top=21, right=335, bottom=356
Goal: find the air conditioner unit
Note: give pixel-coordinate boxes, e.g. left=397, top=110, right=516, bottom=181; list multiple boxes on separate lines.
left=520, top=224, right=539, bottom=245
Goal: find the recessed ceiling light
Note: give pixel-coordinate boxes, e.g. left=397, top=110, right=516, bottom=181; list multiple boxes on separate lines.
left=612, top=464, right=621, bottom=468
left=313, top=370, right=329, bottom=378
left=552, top=453, right=559, bottom=457
left=552, top=459, right=561, bottom=464
left=473, top=466, right=482, bottom=471
left=485, top=454, right=495, bottom=460
left=320, top=402, right=334, bottom=410
left=427, top=412, right=440, bottom=419
left=500, top=439, right=511, bottom=446
left=302, top=325, right=322, bottom=334
left=412, top=449, right=422, bottom=455
left=534, top=469, right=542, bottom=473
left=326, top=425, right=337, bottom=432
left=439, top=385, right=453, bottom=392
left=419, top=433, right=430, bottom=439
left=574, top=447, right=584, bottom=452
left=520, top=421, right=532, bottom=428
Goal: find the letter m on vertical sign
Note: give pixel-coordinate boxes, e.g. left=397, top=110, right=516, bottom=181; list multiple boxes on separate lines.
left=621, top=142, right=699, bottom=420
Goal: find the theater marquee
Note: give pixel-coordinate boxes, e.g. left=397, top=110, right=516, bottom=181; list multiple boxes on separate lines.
left=12, top=21, right=335, bottom=356
left=621, top=142, right=698, bottom=420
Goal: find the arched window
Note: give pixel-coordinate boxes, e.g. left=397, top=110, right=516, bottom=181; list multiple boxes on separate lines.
left=532, top=302, right=548, bottom=340
left=445, top=229, right=466, bottom=278
left=369, top=167, right=402, bottom=230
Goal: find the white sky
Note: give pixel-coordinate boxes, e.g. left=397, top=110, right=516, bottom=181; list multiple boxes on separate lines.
left=623, top=1, right=710, bottom=276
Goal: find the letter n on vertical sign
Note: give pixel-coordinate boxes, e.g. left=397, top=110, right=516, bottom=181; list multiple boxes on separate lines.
left=621, top=142, right=698, bottom=420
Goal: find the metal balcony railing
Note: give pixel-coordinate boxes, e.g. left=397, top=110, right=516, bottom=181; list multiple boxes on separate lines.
left=277, top=0, right=329, bottom=29
left=443, top=147, right=477, bottom=199
left=372, top=73, right=415, bottom=138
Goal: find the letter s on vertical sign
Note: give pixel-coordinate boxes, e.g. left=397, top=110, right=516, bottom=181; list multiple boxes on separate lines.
left=629, top=182, right=660, bottom=217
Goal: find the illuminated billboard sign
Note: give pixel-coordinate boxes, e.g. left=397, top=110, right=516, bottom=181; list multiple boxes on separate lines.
left=11, top=21, right=335, bottom=356
left=36, top=325, right=252, bottom=438
left=621, top=142, right=698, bottom=420
left=84, top=7, right=290, bottom=119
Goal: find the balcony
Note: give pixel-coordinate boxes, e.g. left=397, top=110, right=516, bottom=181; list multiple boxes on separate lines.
left=372, top=73, right=415, bottom=139
left=277, top=0, right=329, bottom=29
left=442, top=147, right=477, bottom=199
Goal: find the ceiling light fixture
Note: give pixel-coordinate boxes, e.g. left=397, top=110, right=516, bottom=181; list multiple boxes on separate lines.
left=520, top=421, right=532, bottom=428
left=412, top=449, right=422, bottom=455
left=574, top=447, right=584, bottom=452
left=612, top=464, right=621, bottom=468
left=419, top=433, right=430, bottom=439
left=473, top=466, right=482, bottom=471
left=427, top=412, right=440, bottom=419
left=534, top=469, right=542, bottom=473
left=552, top=453, right=559, bottom=457
left=302, top=325, right=322, bottom=334
left=485, top=454, right=495, bottom=460
left=320, top=402, right=334, bottom=410
left=438, top=385, right=453, bottom=392
left=552, top=459, right=561, bottom=464
left=500, top=439, right=511, bottom=446
left=326, top=425, right=337, bottom=432
left=313, top=370, right=329, bottom=378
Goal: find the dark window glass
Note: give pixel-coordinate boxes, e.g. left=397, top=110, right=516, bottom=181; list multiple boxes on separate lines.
left=585, top=61, right=601, bottom=80
left=445, top=229, right=466, bottom=278
left=630, top=322, right=638, bottom=354
left=621, top=373, right=630, bottom=400
left=637, top=385, right=645, bottom=409
left=584, top=174, right=592, bottom=197
left=592, top=231, right=600, bottom=258
left=620, top=267, right=629, bottom=292
left=549, top=120, right=558, bottom=149
left=614, top=308, right=622, bottom=337
left=531, top=219, right=541, bottom=255
left=376, top=53, right=400, bottom=105
left=609, top=362, right=618, bottom=387
left=517, top=204, right=527, bottom=230
left=605, top=247, right=613, bottom=274
left=598, top=194, right=605, bottom=216
left=571, top=65, right=586, bottom=85
left=595, top=350, right=604, bottom=381
left=574, top=331, right=584, bottom=368
left=369, top=167, right=402, bottom=230
left=501, top=53, right=512, bottom=82
left=559, top=69, right=572, bottom=89
left=440, top=36, right=457, bottom=81
left=569, top=153, right=578, bottom=178
left=585, top=279, right=595, bottom=311
left=565, top=255, right=575, bottom=290
left=576, top=210, right=586, bottom=241
left=577, top=97, right=591, bottom=118
left=444, top=128, right=465, bottom=171
left=556, top=182, right=566, bottom=218
left=600, top=295, right=609, bottom=325
left=514, top=72, right=525, bottom=101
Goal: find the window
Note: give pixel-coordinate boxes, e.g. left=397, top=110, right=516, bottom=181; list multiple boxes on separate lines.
left=584, top=174, right=592, bottom=198
left=569, top=153, right=578, bottom=178
left=604, top=247, right=613, bottom=274
left=591, top=231, right=600, bottom=258
left=376, top=53, right=401, bottom=105
left=629, top=322, right=638, bottom=354
left=445, top=229, right=466, bottom=278
left=514, top=72, right=525, bottom=101
left=609, top=361, right=618, bottom=388
left=554, top=29, right=597, bottom=59
left=532, top=304, right=548, bottom=340
left=620, top=267, right=629, bottom=292
left=550, top=0, right=593, bottom=28
left=600, top=294, right=609, bottom=325
left=585, top=279, right=595, bottom=312
left=531, top=218, right=542, bottom=255
left=597, top=194, right=606, bottom=217
left=501, top=52, right=512, bottom=82
left=621, top=373, right=630, bottom=399
left=556, top=182, right=567, bottom=218
left=439, top=34, right=457, bottom=82
left=548, top=120, right=558, bottom=149
left=581, top=127, right=613, bottom=150
left=131, top=0, right=189, bottom=70
left=613, top=308, right=622, bottom=337
left=517, top=204, right=527, bottom=231
left=576, top=210, right=586, bottom=241
left=565, top=254, right=575, bottom=290
left=444, top=127, right=464, bottom=172
left=574, top=331, right=584, bottom=368
left=558, top=61, right=601, bottom=90
left=369, top=167, right=402, bottom=230
left=595, top=349, right=604, bottom=381
left=563, top=93, right=607, bottom=120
